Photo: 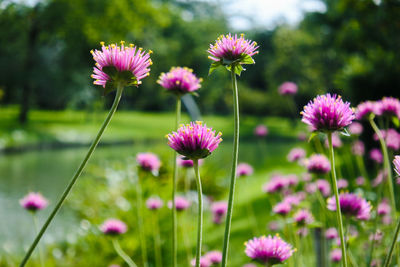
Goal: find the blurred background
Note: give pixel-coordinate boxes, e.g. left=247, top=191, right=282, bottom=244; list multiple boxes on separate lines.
left=0, top=0, right=400, bottom=266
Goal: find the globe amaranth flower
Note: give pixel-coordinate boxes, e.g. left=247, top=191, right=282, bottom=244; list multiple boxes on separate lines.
left=100, top=219, right=127, bottom=235
left=211, top=201, right=228, bottom=224
left=208, top=33, right=259, bottom=75
left=355, top=101, right=377, bottom=120
left=306, top=154, right=331, bottom=174
left=283, top=193, right=305, bottom=207
left=377, top=198, right=391, bottom=216
left=327, top=192, right=372, bottom=220
left=351, top=141, right=365, bottom=156
left=330, top=248, right=342, bottom=263
left=293, top=209, right=314, bottom=226
left=191, top=257, right=211, bottom=267
left=91, top=41, right=152, bottom=93
left=263, top=174, right=288, bottom=193
left=370, top=148, right=383, bottom=164
left=157, top=67, right=202, bottom=95
left=316, top=179, right=331, bottom=197
left=356, top=176, right=365, bottom=186
left=20, top=192, right=48, bottom=212
left=245, top=235, right=295, bottom=266
left=237, top=163, right=254, bottom=177
left=254, top=124, right=268, bottom=137
left=168, top=196, right=191, bottom=211
left=287, top=148, right=306, bottom=162
left=136, top=152, right=161, bottom=173
left=204, top=251, right=222, bottom=264
left=167, top=121, right=222, bottom=160
left=394, top=156, right=400, bottom=176
left=348, top=122, right=363, bottom=135
left=278, top=81, right=298, bottom=96
left=177, top=156, right=204, bottom=168
left=146, top=197, right=163, bottom=210
left=375, top=97, right=400, bottom=119
left=301, top=94, right=355, bottom=132
left=325, top=227, right=338, bottom=240
left=337, top=178, right=348, bottom=189
left=373, top=129, right=400, bottom=150
left=273, top=202, right=291, bottom=216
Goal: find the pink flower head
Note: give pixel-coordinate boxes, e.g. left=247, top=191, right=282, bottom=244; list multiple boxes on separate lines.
left=205, top=251, right=222, bottom=264
left=146, top=197, right=163, bottom=210
left=168, top=196, right=191, bottom=211
left=375, top=97, right=400, bottom=118
left=191, top=257, right=211, bottom=267
left=167, top=121, right=222, bottom=160
left=394, top=156, right=400, bottom=176
left=306, top=154, right=331, bottom=174
left=20, top=192, right=48, bottom=212
left=136, top=152, right=161, bottom=172
left=377, top=198, right=391, bottom=216
left=283, top=193, right=305, bottom=207
left=286, top=174, right=299, bottom=187
left=316, top=179, right=331, bottom=197
left=301, top=94, right=355, bottom=132
left=294, top=209, right=314, bottom=226
left=287, top=148, right=306, bottom=162
left=327, top=192, right=372, bottom=220
left=263, top=174, right=288, bottom=193
left=325, top=227, right=338, bottom=240
left=278, top=82, right=298, bottom=95
left=157, top=67, right=202, bottom=95
left=351, top=141, right=365, bottom=156
left=324, top=133, right=343, bottom=148
left=211, top=201, right=228, bottom=224
left=91, top=42, right=152, bottom=91
left=100, top=219, right=127, bottom=235
left=370, top=148, right=383, bottom=164
left=348, top=122, right=363, bottom=135
left=356, top=101, right=377, bottom=120
left=237, top=163, right=254, bottom=177
left=356, top=176, right=365, bottom=186
left=305, top=183, right=317, bottom=194
left=254, top=124, right=268, bottom=137
left=330, top=248, right=342, bottom=262
left=245, top=235, right=295, bottom=265
left=385, top=129, right=400, bottom=150
left=372, top=170, right=386, bottom=187
left=273, top=202, right=292, bottom=216
left=208, top=33, right=259, bottom=64
left=177, top=156, right=203, bottom=168
left=337, top=178, right=348, bottom=189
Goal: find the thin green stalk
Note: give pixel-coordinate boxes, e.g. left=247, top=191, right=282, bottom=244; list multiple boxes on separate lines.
left=369, top=117, right=396, bottom=212
left=193, top=159, right=203, bottom=267
left=152, top=212, right=162, bottom=267
left=171, top=96, right=181, bottom=267
left=20, top=85, right=124, bottom=267
left=31, top=214, right=45, bottom=267
left=136, top=172, right=148, bottom=267
left=221, top=68, right=240, bottom=267
left=383, top=218, right=400, bottom=267
left=367, top=182, right=383, bottom=266
left=328, top=132, right=348, bottom=267
left=112, top=239, right=137, bottom=267
left=355, top=155, right=369, bottom=182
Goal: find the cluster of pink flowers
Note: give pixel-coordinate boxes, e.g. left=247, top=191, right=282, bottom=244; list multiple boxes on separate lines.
left=327, top=192, right=371, bottom=220
left=356, top=97, right=400, bottom=120
left=20, top=192, right=48, bottom=212
left=158, top=67, right=202, bottom=94
left=373, top=129, right=400, bottom=150
left=136, top=152, right=161, bottom=172
left=263, top=174, right=298, bottom=193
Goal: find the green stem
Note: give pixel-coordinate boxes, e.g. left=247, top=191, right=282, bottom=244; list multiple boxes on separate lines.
left=221, top=68, right=240, bottom=267
left=152, top=212, right=163, bottom=267
left=136, top=172, right=148, bottom=267
left=383, top=218, right=400, bottom=267
left=20, top=86, right=124, bottom=267
left=193, top=159, right=203, bottom=267
left=369, top=116, right=396, bottom=212
left=112, top=239, right=137, bottom=267
left=31, top=214, right=45, bottom=267
left=328, top=132, right=348, bottom=267
left=367, top=181, right=383, bottom=266
left=171, top=96, right=181, bottom=267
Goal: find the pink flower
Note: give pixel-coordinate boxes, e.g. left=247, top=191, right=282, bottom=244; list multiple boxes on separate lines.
left=327, top=192, right=371, bottom=220
left=168, top=196, right=191, bottom=211
left=273, top=202, right=291, bottom=216
left=263, top=174, right=288, bottom=193
left=136, top=152, right=161, bottom=172
left=157, top=67, right=202, bottom=94
left=100, top=219, right=127, bottom=235
left=375, top=97, right=400, bottom=118
left=337, top=178, right=348, bottom=189
left=325, top=228, right=338, bottom=240
left=254, top=124, right=268, bottom=137
left=351, top=141, right=365, bottom=156
left=191, top=257, right=211, bottom=267
left=91, top=42, right=152, bottom=90
left=355, top=176, right=365, bottom=186
left=306, top=154, right=331, bottom=174
left=301, top=94, right=355, bottom=132
left=20, top=192, right=48, bottom=212
left=373, top=129, right=400, bottom=150
left=370, top=148, right=383, bottom=164
left=330, top=248, right=342, bottom=262
left=204, top=251, right=222, bottom=264
left=177, top=156, right=204, bottom=168
left=377, top=198, right=391, bottom=216
left=348, top=122, right=363, bottom=135
left=237, top=163, right=254, bottom=177
left=356, top=101, right=377, bottom=120
left=394, top=156, right=400, bottom=176
left=324, top=133, right=342, bottom=148
left=146, top=197, right=163, bottom=210
left=372, top=170, right=386, bottom=187
left=211, top=201, right=228, bottom=224
left=287, top=148, right=306, bottom=162
left=283, top=193, right=304, bottom=206
left=167, top=121, right=222, bottom=160
left=293, top=209, right=314, bottom=226
left=316, top=179, right=331, bottom=197
left=245, top=235, right=295, bottom=265
left=278, top=82, right=298, bottom=95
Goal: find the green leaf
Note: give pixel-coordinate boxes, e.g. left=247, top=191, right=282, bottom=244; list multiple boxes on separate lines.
left=241, top=54, right=255, bottom=64
left=340, top=128, right=350, bottom=136
left=392, top=116, right=400, bottom=128
left=234, top=64, right=245, bottom=76
left=208, top=61, right=222, bottom=75
left=308, top=131, right=318, bottom=142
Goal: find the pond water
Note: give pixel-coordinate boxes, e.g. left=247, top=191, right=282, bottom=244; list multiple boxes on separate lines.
left=0, top=138, right=297, bottom=256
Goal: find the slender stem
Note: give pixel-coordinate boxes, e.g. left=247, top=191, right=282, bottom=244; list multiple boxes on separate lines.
left=152, top=212, right=163, bottom=267
left=136, top=171, right=148, bottom=267
left=31, top=214, right=45, bottom=267
left=369, top=117, right=396, bottom=212
left=171, top=96, right=181, bottom=267
left=383, top=218, right=400, bottom=267
left=327, top=132, right=348, bottom=267
left=221, top=68, right=240, bottom=267
left=193, top=159, right=203, bottom=267
left=368, top=182, right=383, bottom=266
left=112, top=239, right=138, bottom=267
left=20, top=86, right=124, bottom=267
